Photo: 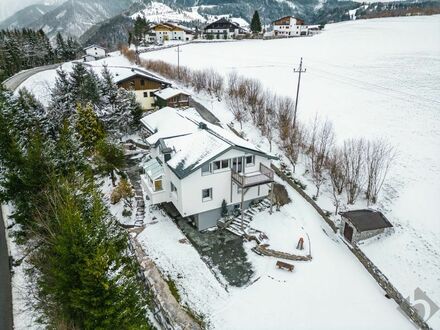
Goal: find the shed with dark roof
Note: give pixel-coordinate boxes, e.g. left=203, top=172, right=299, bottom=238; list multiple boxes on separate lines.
left=339, top=210, right=393, bottom=243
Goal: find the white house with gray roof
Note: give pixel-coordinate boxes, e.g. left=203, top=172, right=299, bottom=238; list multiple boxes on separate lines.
left=140, top=107, right=276, bottom=230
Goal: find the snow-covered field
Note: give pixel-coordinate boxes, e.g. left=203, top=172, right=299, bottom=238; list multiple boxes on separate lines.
left=139, top=176, right=412, bottom=329
left=138, top=15, right=440, bottom=328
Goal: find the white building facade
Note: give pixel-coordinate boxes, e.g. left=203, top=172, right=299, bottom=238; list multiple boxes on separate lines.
left=140, top=108, right=276, bottom=230
left=272, top=16, right=308, bottom=37
left=84, top=45, right=106, bottom=58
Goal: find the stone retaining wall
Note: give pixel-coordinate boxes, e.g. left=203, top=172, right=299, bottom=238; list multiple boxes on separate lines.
left=254, top=245, right=312, bottom=262
left=347, top=242, right=430, bottom=329
left=128, top=235, right=202, bottom=330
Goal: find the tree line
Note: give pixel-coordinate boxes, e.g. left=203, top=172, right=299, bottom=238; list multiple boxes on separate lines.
left=0, top=63, right=150, bottom=328
left=122, top=47, right=395, bottom=213
left=0, top=29, right=81, bottom=83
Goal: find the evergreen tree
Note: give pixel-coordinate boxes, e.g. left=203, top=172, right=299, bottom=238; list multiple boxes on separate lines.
left=34, top=180, right=150, bottom=329
left=250, top=10, right=262, bottom=34
left=70, top=63, right=101, bottom=106
left=94, top=139, right=125, bottom=186
left=75, top=103, right=105, bottom=151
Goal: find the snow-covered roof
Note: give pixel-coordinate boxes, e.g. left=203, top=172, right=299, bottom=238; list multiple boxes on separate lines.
left=141, top=107, right=198, bottom=145
left=140, top=107, right=276, bottom=179
left=143, top=157, right=164, bottom=180
left=84, top=44, right=106, bottom=51
left=88, top=65, right=171, bottom=86
left=154, top=87, right=190, bottom=100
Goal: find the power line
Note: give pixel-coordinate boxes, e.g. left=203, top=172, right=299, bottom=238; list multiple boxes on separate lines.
left=175, top=45, right=182, bottom=79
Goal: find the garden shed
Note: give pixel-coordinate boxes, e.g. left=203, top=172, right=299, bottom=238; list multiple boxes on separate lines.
left=339, top=210, right=393, bottom=243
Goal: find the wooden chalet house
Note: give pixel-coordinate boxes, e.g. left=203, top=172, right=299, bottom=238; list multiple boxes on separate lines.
left=112, top=67, right=171, bottom=111
left=203, top=18, right=246, bottom=39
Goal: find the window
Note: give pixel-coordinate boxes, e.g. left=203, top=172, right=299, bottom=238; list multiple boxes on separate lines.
left=213, top=161, right=221, bottom=171
left=141, top=79, right=145, bottom=86
left=143, top=92, right=148, bottom=98
left=171, top=182, right=177, bottom=192
left=164, top=153, right=171, bottom=162
left=232, top=157, right=243, bottom=173
left=154, top=180, right=163, bottom=191
left=246, top=155, right=255, bottom=166
left=202, top=188, right=212, bottom=202
left=221, top=159, right=229, bottom=169
left=201, top=163, right=211, bottom=175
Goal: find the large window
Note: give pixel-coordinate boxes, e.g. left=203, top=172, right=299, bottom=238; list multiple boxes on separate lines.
left=202, top=188, right=212, bottom=202
left=232, top=157, right=243, bottom=173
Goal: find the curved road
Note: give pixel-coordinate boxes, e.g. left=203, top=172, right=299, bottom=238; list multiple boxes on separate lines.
left=2, top=64, right=60, bottom=91
left=0, top=207, right=13, bottom=330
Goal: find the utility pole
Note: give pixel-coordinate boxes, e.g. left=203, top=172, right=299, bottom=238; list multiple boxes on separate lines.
left=293, top=57, right=306, bottom=130
left=176, top=45, right=182, bottom=79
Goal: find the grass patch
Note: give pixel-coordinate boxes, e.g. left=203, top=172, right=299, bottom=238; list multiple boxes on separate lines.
left=166, top=278, right=181, bottom=303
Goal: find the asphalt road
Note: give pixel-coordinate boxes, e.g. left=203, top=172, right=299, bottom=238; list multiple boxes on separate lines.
left=2, top=63, right=60, bottom=91
left=0, top=207, right=13, bottom=330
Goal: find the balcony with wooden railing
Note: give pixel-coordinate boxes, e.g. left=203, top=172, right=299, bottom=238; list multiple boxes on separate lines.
left=231, top=163, right=274, bottom=188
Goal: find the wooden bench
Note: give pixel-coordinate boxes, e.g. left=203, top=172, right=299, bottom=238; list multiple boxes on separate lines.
left=276, top=260, right=294, bottom=272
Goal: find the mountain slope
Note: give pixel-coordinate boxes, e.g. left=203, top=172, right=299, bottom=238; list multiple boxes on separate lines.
left=79, top=14, right=135, bottom=50
left=28, top=0, right=137, bottom=38
left=0, top=3, right=59, bottom=30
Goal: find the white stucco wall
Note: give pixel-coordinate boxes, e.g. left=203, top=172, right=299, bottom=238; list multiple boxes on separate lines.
left=85, top=47, right=105, bottom=57
left=134, top=90, right=156, bottom=110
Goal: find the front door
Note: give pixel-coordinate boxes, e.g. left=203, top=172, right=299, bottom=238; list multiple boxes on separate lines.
left=343, top=223, right=354, bottom=242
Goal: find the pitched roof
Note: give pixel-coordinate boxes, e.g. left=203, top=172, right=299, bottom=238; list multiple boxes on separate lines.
left=140, top=107, right=276, bottom=179
left=340, top=210, right=393, bottom=232
left=143, top=157, right=164, bottom=180
left=204, top=17, right=241, bottom=30
left=83, top=44, right=106, bottom=51
left=154, top=87, right=190, bottom=100
left=88, top=65, right=171, bottom=86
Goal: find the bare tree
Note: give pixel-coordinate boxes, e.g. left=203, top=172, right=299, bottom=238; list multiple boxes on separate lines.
left=243, top=78, right=263, bottom=124
left=365, top=139, right=395, bottom=204
left=260, top=92, right=277, bottom=151
left=276, top=96, right=294, bottom=148
left=328, top=147, right=346, bottom=214
left=342, top=138, right=366, bottom=204
left=284, top=121, right=305, bottom=173
left=307, top=117, right=335, bottom=198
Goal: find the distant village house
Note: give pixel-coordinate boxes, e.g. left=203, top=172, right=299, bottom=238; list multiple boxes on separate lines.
left=83, top=45, right=106, bottom=62
left=271, top=16, right=309, bottom=37
left=204, top=17, right=246, bottom=39
left=150, top=23, right=195, bottom=43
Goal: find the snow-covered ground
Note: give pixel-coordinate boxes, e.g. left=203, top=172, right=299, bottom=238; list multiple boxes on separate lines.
left=131, top=1, right=205, bottom=23
left=138, top=176, right=412, bottom=329
left=138, top=15, right=440, bottom=328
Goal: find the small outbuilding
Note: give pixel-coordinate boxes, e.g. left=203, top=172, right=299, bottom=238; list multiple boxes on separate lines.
left=339, top=210, right=393, bottom=243
left=153, top=87, right=190, bottom=108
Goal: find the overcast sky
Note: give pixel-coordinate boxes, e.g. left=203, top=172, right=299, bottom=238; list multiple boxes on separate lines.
left=0, top=0, right=65, bottom=21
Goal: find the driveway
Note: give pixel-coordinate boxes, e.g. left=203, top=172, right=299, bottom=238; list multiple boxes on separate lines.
left=0, top=207, right=13, bottom=330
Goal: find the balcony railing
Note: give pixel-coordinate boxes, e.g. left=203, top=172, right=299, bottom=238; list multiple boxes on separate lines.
left=231, top=163, right=274, bottom=188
